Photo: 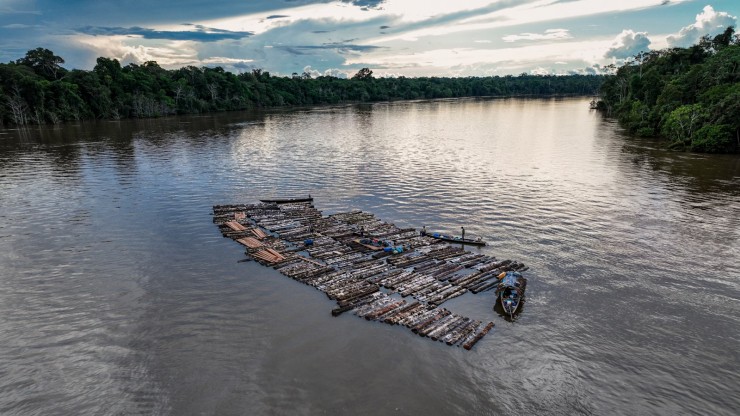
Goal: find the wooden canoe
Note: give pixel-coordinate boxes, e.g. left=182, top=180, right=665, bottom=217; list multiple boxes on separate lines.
left=259, top=196, right=313, bottom=204
left=428, top=233, right=486, bottom=246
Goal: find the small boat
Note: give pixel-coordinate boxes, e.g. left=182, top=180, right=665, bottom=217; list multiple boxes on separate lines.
left=260, top=195, right=313, bottom=204
left=427, top=232, right=486, bottom=246
left=495, top=271, right=527, bottom=317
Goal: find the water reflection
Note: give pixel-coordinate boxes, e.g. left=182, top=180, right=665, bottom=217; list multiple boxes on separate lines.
left=0, top=97, right=738, bottom=415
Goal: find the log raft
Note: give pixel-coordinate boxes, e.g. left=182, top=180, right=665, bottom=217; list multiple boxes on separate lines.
left=213, top=200, right=529, bottom=350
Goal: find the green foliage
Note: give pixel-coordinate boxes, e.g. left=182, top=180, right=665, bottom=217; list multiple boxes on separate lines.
left=16, top=47, right=66, bottom=80
left=662, top=104, right=708, bottom=148
left=690, top=124, right=736, bottom=153
left=0, top=48, right=605, bottom=127
left=598, top=26, right=739, bottom=153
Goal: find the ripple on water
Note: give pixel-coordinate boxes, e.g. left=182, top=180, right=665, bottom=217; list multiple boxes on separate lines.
left=0, top=97, right=738, bottom=415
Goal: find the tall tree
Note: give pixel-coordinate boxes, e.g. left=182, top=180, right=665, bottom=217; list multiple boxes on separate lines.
left=16, top=48, right=65, bottom=80
left=352, top=68, right=373, bottom=80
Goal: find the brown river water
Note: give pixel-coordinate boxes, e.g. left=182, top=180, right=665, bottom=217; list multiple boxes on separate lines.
left=0, top=97, right=738, bottom=415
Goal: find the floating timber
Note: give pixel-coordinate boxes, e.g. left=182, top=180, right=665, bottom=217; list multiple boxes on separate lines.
left=213, top=200, right=529, bottom=350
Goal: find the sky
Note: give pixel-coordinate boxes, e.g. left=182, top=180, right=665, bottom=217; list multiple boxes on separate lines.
left=0, top=0, right=738, bottom=78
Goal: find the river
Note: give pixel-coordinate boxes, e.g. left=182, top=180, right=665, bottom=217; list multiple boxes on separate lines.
left=1, top=97, right=738, bottom=415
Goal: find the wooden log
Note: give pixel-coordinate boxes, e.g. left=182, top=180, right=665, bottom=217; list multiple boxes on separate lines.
left=332, top=293, right=381, bottom=316
left=446, top=320, right=480, bottom=346
left=472, top=280, right=499, bottom=293
left=412, top=310, right=449, bottom=334
left=420, top=313, right=457, bottom=337
left=429, top=316, right=465, bottom=340
left=440, top=318, right=471, bottom=344
left=335, top=286, right=379, bottom=305
left=365, top=300, right=406, bottom=321
left=457, top=321, right=484, bottom=347
left=400, top=308, right=435, bottom=328
left=463, top=322, right=495, bottom=350
left=383, top=302, right=421, bottom=324
left=429, top=287, right=467, bottom=306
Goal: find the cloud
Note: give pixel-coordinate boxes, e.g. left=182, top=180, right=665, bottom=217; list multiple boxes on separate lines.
left=76, top=25, right=253, bottom=42
left=347, top=37, right=614, bottom=77
left=604, top=30, right=650, bottom=59
left=343, top=0, right=386, bottom=9
left=666, top=5, right=737, bottom=47
left=0, top=0, right=41, bottom=15
left=503, top=28, right=572, bottom=43
left=301, top=65, right=349, bottom=78
left=322, top=68, right=349, bottom=78
left=302, top=65, right=321, bottom=77
left=530, top=67, right=550, bottom=75
left=265, top=15, right=289, bottom=20
left=3, top=23, right=39, bottom=29
left=276, top=42, right=383, bottom=56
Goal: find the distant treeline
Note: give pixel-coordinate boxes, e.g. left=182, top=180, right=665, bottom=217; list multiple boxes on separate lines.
left=0, top=48, right=603, bottom=126
left=597, top=27, right=739, bottom=153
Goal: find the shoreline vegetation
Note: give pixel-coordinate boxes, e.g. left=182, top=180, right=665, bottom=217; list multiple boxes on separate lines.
left=3, top=30, right=736, bottom=155
left=597, top=27, right=739, bottom=154
left=0, top=48, right=601, bottom=128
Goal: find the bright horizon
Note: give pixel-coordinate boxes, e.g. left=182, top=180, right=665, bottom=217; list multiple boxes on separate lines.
left=1, top=0, right=737, bottom=77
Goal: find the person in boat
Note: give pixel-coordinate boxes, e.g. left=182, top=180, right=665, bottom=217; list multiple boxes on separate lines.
left=497, top=271, right=525, bottom=291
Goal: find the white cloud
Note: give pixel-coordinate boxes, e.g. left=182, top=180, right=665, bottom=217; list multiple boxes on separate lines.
left=666, top=5, right=737, bottom=47
left=2, top=23, right=36, bottom=29
left=302, top=65, right=321, bottom=77
left=202, top=56, right=254, bottom=65
left=322, top=68, right=349, bottom=78
left=530, top=67, right=550, bottom=75
left=299, top=66, right=349, bottom=78
left=346, top=38, right=614, bottom=77
left=604, top=30, right=651, bottom=59
left=370, top=0, right=680, bottom=45
left=503, top=28, right=572, bottom=42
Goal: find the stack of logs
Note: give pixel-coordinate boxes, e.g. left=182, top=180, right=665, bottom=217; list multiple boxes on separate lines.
left=213, top=201, right=528, bottom=350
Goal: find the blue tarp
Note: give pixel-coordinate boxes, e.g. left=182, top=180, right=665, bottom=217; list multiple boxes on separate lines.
left=502, top=274, right=518, bottom=287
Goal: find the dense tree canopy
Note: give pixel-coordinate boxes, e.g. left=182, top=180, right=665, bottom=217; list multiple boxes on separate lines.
left=1, top=49, right=603, bottom=127
left=598, top=27, right=739, bottom=153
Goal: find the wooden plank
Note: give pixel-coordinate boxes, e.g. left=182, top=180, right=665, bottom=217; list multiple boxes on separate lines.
left=237, top=237, right=264, bottom=248
left=225, top=221, right=247, bottom=231
left=252, top=228, right=268, bottom=239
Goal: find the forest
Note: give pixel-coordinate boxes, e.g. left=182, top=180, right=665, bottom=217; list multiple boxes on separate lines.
left=598, top=27, right=739, bottom=153
left=0, top=47, right=602, bottom=127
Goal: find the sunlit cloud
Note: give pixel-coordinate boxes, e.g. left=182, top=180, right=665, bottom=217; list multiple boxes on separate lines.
left=503, top=29, right=572, bottom=43
left=368, top=0, right=687, bottom=44
left=302, top=65, right=350, bottom=78
left=604, top=30, right=651, bottom=59
left=73, top=35, right=201, bottom=67
left=346, top=38, right=614, bottom=75
left=666, top=5, right=737, bottom=47
left=1, top=0, right=736, bottom=77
